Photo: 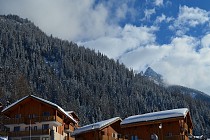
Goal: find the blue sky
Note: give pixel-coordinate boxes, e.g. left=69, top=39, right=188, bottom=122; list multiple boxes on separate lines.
left=0, top=0, right=210, bottom=95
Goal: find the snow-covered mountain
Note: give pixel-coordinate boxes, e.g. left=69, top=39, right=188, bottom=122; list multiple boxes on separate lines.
left=143, top=67, right=210, bottom=102
left=143, top=67, right=164, bottom=85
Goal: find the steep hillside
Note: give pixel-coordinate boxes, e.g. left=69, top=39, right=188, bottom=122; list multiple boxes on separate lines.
left=0, top=15, right=210, bottom=136
left=168, top=85, right=210, bottom=103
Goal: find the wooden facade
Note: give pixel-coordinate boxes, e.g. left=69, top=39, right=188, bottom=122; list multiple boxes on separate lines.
left=72, top=117, right=126, bottom=140
left=1, top=96, right=194, bottom=140
left=121, top=108, right=193, bottom=140
left=1, top=95, right=79, bottom=140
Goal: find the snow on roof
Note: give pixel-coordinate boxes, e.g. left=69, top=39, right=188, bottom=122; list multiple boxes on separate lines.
left=0, top=137, right=8, bottom=140
left=1, top=95, right=77, bottom=124
left=66, top=111, right=80, bottom=120
left=72, top=117, right=121, bottom=136
left=121, top=108, right=189, bottom=125
left=1, top=95, right=28, bottom=113
left=66, top=111, right=74, bottom=114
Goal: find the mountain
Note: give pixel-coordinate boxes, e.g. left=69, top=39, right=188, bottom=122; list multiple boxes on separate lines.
left=143, top=67, right=164, bottom=85
left=143, top=67, right=210, bottom=103
left=0, top=15, right=210, bottom=137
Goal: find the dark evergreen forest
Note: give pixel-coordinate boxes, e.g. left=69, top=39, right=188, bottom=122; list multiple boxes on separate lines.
left=0, top=15, right=210, bottom=137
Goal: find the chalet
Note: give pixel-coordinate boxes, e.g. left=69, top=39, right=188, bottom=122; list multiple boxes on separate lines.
left=121, top=108, right=193, bottom=140
left=1, top=95, right=79, bottom=140
left=72, top=117, right=125, bottom=140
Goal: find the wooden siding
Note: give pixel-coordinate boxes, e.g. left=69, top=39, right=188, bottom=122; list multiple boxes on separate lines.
left=4, top=115, right=63, bottom=125
left=2, top=96, right=78, bottom=140
left=121, top=117, right=192, bottom=140
left=8, top=129, right=50, bottom=137
left=74, top=120, right=124, bottom=140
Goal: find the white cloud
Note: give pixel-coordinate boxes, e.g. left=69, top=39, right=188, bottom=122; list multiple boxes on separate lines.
left=172, top=5, right=210, bottom=35
left=201, top=34, right=210, bottom=48
left=0, top=0, right=110, bottom=41
left=119, top=44, right=171, bottom=70
left=155, top=14, right=166, bottom=23
left=116, top=3, right=128, bottom=19
left=154, top=0, right=163, bottom=6
left=119, top=35, right=210, bottom=94
left=155, top=14, right=174, bottom=24
left=79, top=25, right=157, bottom=59
left=178, top=5, right=209, bottom=27
left=144, top=8, right=156, bottom=20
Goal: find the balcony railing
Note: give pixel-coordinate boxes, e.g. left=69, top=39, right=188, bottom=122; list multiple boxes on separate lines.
left=165, top=135, right=188, bottom=140
left=4, top=117, right=25, bottom=124
left=4, top=115, right=63, bottom=125
left=8, top=129, right=50, bottom=137
left=64, top=124, right=74, bottom=132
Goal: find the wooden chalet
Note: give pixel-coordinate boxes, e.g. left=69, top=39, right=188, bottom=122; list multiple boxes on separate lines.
left=1, top=95, right=79, bottom=140
left=72, top=117, right=125, bottom=140
left=121, top=108, right=193, bottom=140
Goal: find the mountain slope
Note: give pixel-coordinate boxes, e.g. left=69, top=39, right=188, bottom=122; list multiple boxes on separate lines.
left=143, top=67, right=210, bottom=102
left=0, top=15, right=210, bottom=137
left=143, top=67, right=210, bottom=103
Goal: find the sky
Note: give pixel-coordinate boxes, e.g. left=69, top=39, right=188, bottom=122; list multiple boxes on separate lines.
left=0, top=0, right=210, bottom=95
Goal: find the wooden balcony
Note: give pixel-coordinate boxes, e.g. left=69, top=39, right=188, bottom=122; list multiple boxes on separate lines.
left=35, top=116, right=63, bottom=124
left=64, top=124, right=74, bottom=133
left=0, top=131, right=7, bottom=136
left=101, top=135, right=128, bottom=140
left=4, top=117, right=25, bottom=124
left=8, top=129, right=50, bottom=137
left=165, top=135, right=188, bottom=140
left=4, top=115, right=63, bottom=126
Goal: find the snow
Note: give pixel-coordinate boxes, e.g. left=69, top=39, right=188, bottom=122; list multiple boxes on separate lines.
left=1, top=95, right=77, bottom=124
left=0, top=137, right=8, bottom=140
left=72, top=117, right=121, bottom=136
left=1, top=96, right=28, bottom=112
left=121, top=108, right=189, bottom=125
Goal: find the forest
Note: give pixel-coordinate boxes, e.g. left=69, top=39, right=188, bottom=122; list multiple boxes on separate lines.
left=0, top=15, right=210, bottom=137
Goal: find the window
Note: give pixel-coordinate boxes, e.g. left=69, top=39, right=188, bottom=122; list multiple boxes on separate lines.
left=29, top=114, right=36, bottom=118
left=42, top=137, right=49, bottom=140
left=15, top=114, right=21, bottom=118
left=168, top=132, right=172, bottom=136
left=118, top=134, right=122, bottom=138
left=14, top=126, right=20, bottom=132
left=42, top=124, right=49, bottom=130
left=112, top=133, right=118, bottom=138
left=43, top=112, right=50, bottom=116
left=34, top=126, right=37, bottom=131
left=131, top=135, right=138, bottom=140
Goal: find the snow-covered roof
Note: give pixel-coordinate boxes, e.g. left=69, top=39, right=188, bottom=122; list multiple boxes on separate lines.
left=1, top=95, right=28, bottom=113
left=0, top=136, right=8, bottom=140
left=121, top=108, right=189, bottom=125
left=1, top=95, right=77, bottom=124
left=66, top=111, right=80, bottom=120
left=72, top=117, right=121, bottom=136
